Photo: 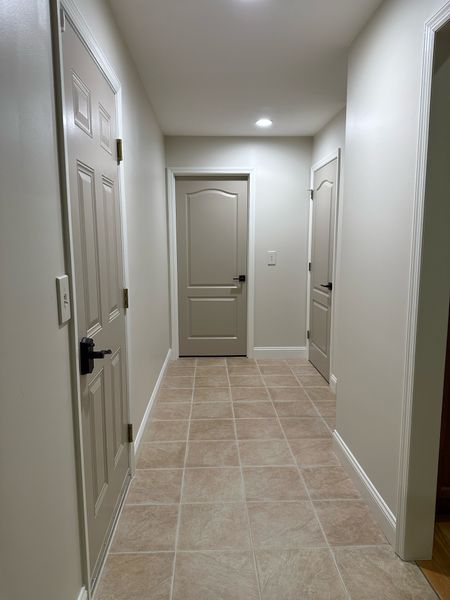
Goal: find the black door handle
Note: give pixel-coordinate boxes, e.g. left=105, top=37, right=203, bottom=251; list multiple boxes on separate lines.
left=320, top=282, right=333, bottom=291
left=80, top=337, right=112, bottom=375
left=233, top=275, right=246, bottom=282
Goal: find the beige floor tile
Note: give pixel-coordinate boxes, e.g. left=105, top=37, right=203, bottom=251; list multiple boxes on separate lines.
left=280, top=417, right=330, bottom=439
left=248, top=501, right=325, bottom=549
left=143, top=420, right=189, bottom=442
left=170, top=358, right=196, bottom=366
left=173, top=551, right=259, bottom=600
left=183, top=467, right=243, bottom=502
left=152, top=403, right=191, bottom=421
left=186, top=440, right=239, bottom=467
left=229, top=375, right=265, bottom=387
left=302, top=466, right=360, bottom=499
left=111, top=505, right=178, bottom=552
left=228, top=365, right=260, bottom=375
left=189, top=419, right=235, bottom=440
left=196, top=357, right=226, bottom=366
left=263, top=375, right=299, bottom=387
left=290, top=365, right=320, bottom=375
left=195, top=375, right=229, bottom=387
left=288, top=439, right=339, bottom=467
left=255, top=548, right=347, bottom=600
left=334, top=545, right=437, bottom=599
left=267, top=387, right=309, bottom=402
left=165, top=366, right=195, bottom=377
left=136, top=442, right=186, bottom=469
left=191, top=402, right=233, bottom=419
left=236, top=418, right=284, bottom=439
left=126, top=469, right=183, bottom=505
left=285, top=358, right=309, bottom=365
left=314, top=500, right=387, bottom=546
left=226, top=357, right=256, bottom=365
left=231, top=387, right=270, bottom=402
left=95, top=553, right=174, bottom=600
left=161, top=376, right=194, bottom=388
left=273, top=399, right=317, bottom=417
left=243, top=467, right=308, bottom=501
left=297, top=374, right=329, bottom=386
left=256, top=359, right=287, bottom=365
left=259, top=364, right=293, bottom=375
left=325, top=416, right=336, bottom=429
left=314, top=401, right=336, bottom=417
left=233, top=401, right=276, bottom=418
left=238, top=440, right=295, bottom=466
left=193, top=387, right=230, bottom=402
left=304, top=387, right=336, bottom=403
left=157, top=388, right=193, bottom=403
left=178, top=503, right=251, bottom=550
left=195, top=366, right=227, bottom=377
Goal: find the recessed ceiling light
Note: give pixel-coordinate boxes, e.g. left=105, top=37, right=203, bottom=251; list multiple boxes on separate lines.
left=255, top=118, right=273, bottom=128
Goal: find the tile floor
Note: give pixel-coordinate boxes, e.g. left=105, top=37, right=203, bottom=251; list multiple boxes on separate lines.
left=95, top=357, right=437, bottom=600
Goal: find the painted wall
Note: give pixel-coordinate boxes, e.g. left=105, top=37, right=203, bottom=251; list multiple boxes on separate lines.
left=0, top=2, right=83, bottom=598
left=335, top=0, right=446, bottom=523
left=74, top=0, right=171, bottom=430
left=312, top=109, right=346, bottom=382
left=165, top=137, right=312, bottom=349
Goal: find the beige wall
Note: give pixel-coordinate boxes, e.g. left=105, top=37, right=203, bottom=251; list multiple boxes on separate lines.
left=165, top=136, right=312, bottom=349
left=335, top=0, right=446, bottom=524
left=0, top=2, right=83, bottom=598
left=312, top=109, right=346, bottom=166
left=0, top=0, right=169, bottom=598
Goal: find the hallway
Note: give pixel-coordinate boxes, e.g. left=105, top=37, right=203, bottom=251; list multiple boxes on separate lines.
left=96, top=358, right=435, bottom=599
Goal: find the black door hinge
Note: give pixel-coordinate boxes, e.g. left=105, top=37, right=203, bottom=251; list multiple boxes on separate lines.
left=123, top=288, right=129, bottom=310
left=308, top=262, right=312, bottom=272
left=127, top=423, right=133, bottom=443
left=116, top=138, right=123, bottom=164
left=309, top=189, right=314, bottom=200
left=307, top=330, right=310, bottom=340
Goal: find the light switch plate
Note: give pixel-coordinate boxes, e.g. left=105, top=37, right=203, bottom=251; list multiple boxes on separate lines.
left=267, top=251, right=277, bottom=266
left=56, top=275, right=71, bottom=325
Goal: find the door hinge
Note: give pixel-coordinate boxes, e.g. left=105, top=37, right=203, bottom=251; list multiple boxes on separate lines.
left=123, top=288, right=129, bottom=310
left=307, top=330, right=310, bottom=340
left=309, top=188, right=314, bottom=200
left=308, top=262, right=312, bottom=272
left=127, top=423, right=134, bottom=443
left=60, top=7, right=66, bottom=32
left=116, top=138, right=123, bottom=163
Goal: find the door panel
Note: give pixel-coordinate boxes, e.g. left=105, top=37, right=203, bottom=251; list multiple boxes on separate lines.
left=309, top=159, right=338, bottom=380
left=176, top=179, right=248, bottom=356
left=62, top=18, right=130, bottom=585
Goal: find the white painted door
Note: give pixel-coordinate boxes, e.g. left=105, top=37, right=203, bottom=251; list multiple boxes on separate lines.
left=62, top=17, right=130, bottom=584
left=176, top=178, right=248, bottom=356
left=309, top=158, right=338, bottom=380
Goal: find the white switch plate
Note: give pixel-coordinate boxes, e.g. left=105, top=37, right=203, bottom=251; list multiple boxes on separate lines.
left=267, top=251, right=277, bottom=266
left=56, top=275, right=71, bottom=325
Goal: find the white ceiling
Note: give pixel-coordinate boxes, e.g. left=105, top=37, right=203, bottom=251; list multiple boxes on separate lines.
left=109, top=0, right=383, bottom=136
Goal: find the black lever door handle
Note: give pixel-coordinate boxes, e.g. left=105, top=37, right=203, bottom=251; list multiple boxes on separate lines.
left=320, top=282, right=333, bottom=291
left=91, top=349, right=112, bottom=359
left=233, top=275, right=246, bottom=282
left=80, top=337, right=112, bottom=375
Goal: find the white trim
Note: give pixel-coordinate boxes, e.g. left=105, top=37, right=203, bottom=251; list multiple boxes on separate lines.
left=329, top=374, right=337, bottom=394
left=133, top=348, right=173, bottom=455
left=396, top=1, right=450, bottom=560
left=307, top=149, right=342, bottom=378
left=333, top=431, right=396, bottom=545
left=166, top=167, right=256, bottom=358
left=253, top=346, right=307, bottom=359
left=76, top=588, right=88, bottom=600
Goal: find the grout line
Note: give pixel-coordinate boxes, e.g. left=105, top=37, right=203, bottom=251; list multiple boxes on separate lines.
left=255, top=359, right=352, bottom=600
left=168, top=358, right=196, bottom=600
left=227, top=360, right=263, bottom=600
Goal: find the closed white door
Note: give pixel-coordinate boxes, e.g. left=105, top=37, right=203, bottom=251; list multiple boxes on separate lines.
left=62, top=17, right=130, bottom=584
left=309, top=158, right=338, bottom=380
left=176, top=178, right=248, bottom=356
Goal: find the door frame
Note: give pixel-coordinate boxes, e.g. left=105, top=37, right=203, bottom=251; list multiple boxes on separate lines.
left=306, top=149, right=342, bottom=390
left=396, top=1, right=450, bottom=561
left=166, top=167, right=256, bottom=358
left=50, top=0, right=133, bottom=596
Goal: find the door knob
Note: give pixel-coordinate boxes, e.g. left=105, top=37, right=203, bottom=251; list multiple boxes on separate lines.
left=80, top=337, right=112, bottom=375
left=233, top=275, right=246, bottom=282
left=320, top=282, right=333, bottom=291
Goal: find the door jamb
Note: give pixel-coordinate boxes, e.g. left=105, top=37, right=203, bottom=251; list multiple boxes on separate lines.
left=166, top=167, right=256, bottom=358
left=396, top=0, right=450, bottom=560
left=50, top=0, right=133, bottom=596
left=307, top=149, right=341, bottom=389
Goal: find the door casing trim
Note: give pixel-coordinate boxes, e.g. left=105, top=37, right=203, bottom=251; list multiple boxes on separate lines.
left=166, top=167, right=255, bottom=359
left=307, top=149, right=342, bottom=385
left=50, top=0, right=132, bottom=596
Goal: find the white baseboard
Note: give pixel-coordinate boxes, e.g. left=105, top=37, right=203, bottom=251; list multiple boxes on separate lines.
left=76, top=588, right=88, bottom=600
left=330, top=374, right=337, bottom=393
left=133, top=348, right=172, bottom=455
left=253, top=346, right=307, bottom=359
left=333, top=431, right=396, bottom=545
